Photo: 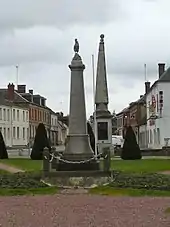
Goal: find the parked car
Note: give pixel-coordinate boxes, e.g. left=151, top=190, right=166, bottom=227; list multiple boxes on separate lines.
left=112, top=135, right=124, bottom=148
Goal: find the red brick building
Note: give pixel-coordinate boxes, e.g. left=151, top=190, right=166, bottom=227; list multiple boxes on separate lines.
left=17, top=85, right=51, bottom=146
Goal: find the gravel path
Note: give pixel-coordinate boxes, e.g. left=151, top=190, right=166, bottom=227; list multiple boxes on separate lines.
left=0, top=163, right=24, bottom=173
left=0, top=195, right=170, bottom=227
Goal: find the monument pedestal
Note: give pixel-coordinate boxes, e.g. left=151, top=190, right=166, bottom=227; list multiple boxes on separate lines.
left=56, top=161, right=99, bottom=171
left=57, top=134, right=99, bottom=171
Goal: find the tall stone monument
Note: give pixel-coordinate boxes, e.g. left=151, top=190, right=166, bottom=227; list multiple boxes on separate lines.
left=58, top=39, right=99, bottom=171
left=94, top=34, right=112, bottom=154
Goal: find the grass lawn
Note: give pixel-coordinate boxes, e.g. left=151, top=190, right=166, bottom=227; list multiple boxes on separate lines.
left=1, top=158, right=170, bottom=197
left=0, top=158, right=170, bottom=173
left=0, top=187, right=58, bottom=196
left=89, top=186, right=170, bottom=197
left=111, top=159, right=170, bottom=173
left=0, top=159, right=42, bottom=171
left=0, top=169, right=9, bottom=174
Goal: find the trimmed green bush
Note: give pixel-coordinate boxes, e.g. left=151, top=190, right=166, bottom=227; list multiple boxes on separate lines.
left=0, top=172, right=46, bottom=189
left=109, top=171, right=170, bottom=191
left=30, top=123, right=51, bottom=160
left=1, top=171, right=170, bottom=192
left=0, top=131, right=8, bottom=159
left=121, top=126, right=141, bottom=160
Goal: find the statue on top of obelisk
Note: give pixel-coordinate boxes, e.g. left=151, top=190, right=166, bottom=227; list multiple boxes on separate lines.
left=73, top=39, right=81, bottom=61
left=74, top=39, right=79, bottom=53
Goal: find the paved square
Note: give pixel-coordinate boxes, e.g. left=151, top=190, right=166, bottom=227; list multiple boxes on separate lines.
left=0, top=195, right=170, bottom=226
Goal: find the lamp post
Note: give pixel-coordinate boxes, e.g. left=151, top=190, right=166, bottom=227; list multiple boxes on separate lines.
left=123, top=115, right=128, bottom=139
left=92, top=54, right=98, bottom=157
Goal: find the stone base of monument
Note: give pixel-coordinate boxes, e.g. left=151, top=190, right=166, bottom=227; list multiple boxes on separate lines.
left=43, top=148, right=112, bottom=188
left=51, top=153, right=100, bottom=171
left=42, top=170, right=112, bottom=189
left=56, top=160, right=99, bottom=171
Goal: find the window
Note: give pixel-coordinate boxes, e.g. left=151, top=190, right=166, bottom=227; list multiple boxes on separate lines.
left=154, top=129, right=156, bottom=144
left=29, top=109, right=31, bottom=120
left=13, top=109, right=16, bottom=121
left=26, top=111, right=28, bottom=121
left=35, top=110, right=37, bottom=121
left=7, top=109, right=10, bottom=121
left=29, top=126, right=32, bottom=138
left=17, top=127, right=19, bottom=139
left=97, top=122, right=108, bottom=140
left=27, top=128, right=29, bottom=139
left=150, top=130, right=153, bottom=144
left=0, top=108, right=2, bottom=120
left=3, top=127, right=6, bottom=139
left=13, top=127, right=16, bottom=138
left=7, top=128, right=10, bottom=139
left=32, top=109, right=34, bottom=120
left=157, top=128, right=160, bottom=144
left=23, top=111, right=25, bottom=122
left=23, top=127, right=25, bottom=139
left=39, top=111, right=42, bottom=121
left=146, top=130, right=149, bottom=144
left=32, top=125, right=34, bottom=138
left=3, top=109, right=6, bottom=121
left=17, top=110, right=19, bottom=121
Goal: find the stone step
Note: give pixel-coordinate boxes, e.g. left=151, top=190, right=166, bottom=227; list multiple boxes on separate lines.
left=59, top=188, right=88, bottom=194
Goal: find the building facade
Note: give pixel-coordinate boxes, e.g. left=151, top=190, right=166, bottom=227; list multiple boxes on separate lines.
left=57, top=120, right=68, bottom=145
left=145, top=63, right=170, bottom=149
left=118, top=63, right=170, bottom=150
left=50, top=111, right=58, bottom=146
left=116, top=107, right=130, bottom=138
left=0, top=83, right=29, bottom=148
left=17, top=85, right=51, bottom=147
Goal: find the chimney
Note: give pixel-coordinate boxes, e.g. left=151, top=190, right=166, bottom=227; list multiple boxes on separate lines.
left=145, top=81, right=150, bottom=94
left=158, top=63, right=165, bottom=78
left=7, top=83, right=15, bottom=100
left=17, top=85, right=26, bottom=93
left=29, top=89, right=33, bottom=94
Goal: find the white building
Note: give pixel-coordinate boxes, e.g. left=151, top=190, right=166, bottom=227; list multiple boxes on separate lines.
left=0, top=83, right=29, bottom=148
left=146, top=63, right=170, bottom=149
left=57, top=120, right=68, bottom=145
left=50, top=111, right=58, bottom=146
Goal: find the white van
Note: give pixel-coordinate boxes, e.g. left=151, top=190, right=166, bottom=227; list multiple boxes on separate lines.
left=112, top=135, right=124, bottom=148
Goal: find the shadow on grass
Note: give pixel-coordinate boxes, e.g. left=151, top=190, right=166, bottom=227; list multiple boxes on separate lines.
left=89, top=186, right=170, bottom=197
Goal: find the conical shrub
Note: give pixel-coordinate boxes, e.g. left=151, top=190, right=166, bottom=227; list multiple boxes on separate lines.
left=30, top=123, right=51, bottom=160
left=0, top=131, right=8, bottom=159
left=121, top=126, right=142, bottom=160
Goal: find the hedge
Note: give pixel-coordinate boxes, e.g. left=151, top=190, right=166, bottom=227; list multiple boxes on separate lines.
left=0, top=172, right=46, bottom=189
left=110, top=171, right=170, bottom=191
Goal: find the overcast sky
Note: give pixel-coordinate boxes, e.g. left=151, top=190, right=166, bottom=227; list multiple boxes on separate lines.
left=0, top=0, right=170, bottom=117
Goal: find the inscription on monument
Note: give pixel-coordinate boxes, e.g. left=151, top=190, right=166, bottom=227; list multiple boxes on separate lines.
left=97, top=122, right=108, bottom=140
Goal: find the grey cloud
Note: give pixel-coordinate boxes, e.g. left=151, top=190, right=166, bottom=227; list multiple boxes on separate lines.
left=0, top=0, right=123, bottom=30
left=0, top=0, right=170, bottom=116
left=107, top=58, right=170, bottom=82
left=0, top=26, right=72, bottom=66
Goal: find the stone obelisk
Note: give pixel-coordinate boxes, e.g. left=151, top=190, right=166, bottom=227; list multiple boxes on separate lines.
left=58, top=39, right=99, bottom=171
left=94, top=34, right=112, bottom=154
